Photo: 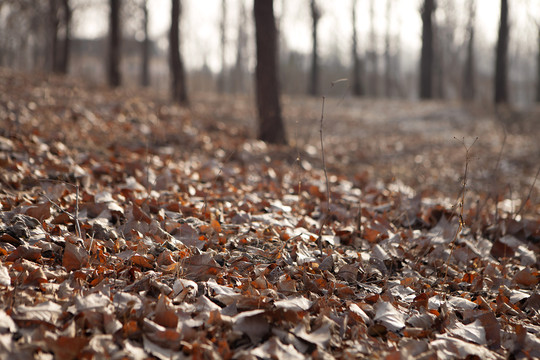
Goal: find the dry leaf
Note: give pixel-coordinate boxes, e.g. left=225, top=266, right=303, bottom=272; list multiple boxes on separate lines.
left=62, top=241, right=89, bottom=271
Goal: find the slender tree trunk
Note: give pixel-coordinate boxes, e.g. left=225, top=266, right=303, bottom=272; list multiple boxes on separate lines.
left=233, top=1, right=247, bottom=93
left=49, top=0, right=60, bottom=73
left=536, top=25, right=540, bottom=103
left=254, top=0, right=286, bottom=144
left=462, top=0, right=476, bottom=101
left=393, top=12, right=404, bottom=97
left=218, top=0, right=226, bottom=93
left=141, top=0, right=150, bottom=87
left=434, top=25, right=444, bottom=99
left=368, top=0, right=378, bottom=97
left=419, top=0, right=435, bottom=99
left=494, top=0, right=508, bottom=104
left=384, top=0, right=392, bottom=98
left=170, top=0, right=188, bottom=104
left=308, top=0, right=320, bottom=96
left=351, top=0, right=364, bottom=97
left=49, top=0, right=71, bottom=74
left=108, top=0, right=121, bottom=87
left=60, top=0, right=71, bottom=74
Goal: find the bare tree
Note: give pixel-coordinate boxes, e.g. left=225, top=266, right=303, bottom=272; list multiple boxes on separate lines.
left=49, top=0, right=61, bottom=72
left=308, top=0, right=320, bottom=96
left=59, top=0, right=71, bottom=74
left=218, top=0, right=227, bottom=93
left=232, top=0, right=247, bottom=93
left=140, top=0, right=150, bottom=87
left=254, top=0, right=287, bottom=144
left=384, top=0, right=392, bottom=97
left=351, top=0, right=364, bottom=96
left=1, top=1, right=50, bottom=70
left=108, top=0, right=121, bottom=87
left=462, top=0, right=476, bottom=101
left=494, top=0, right=509, bottom=104
left=537, top=24, right=540, bottom=103
left=170, top=0, right=188, bottom=105
left=368, top=0, right=378, bottom=96
left=419, top=0, right=435, bottom=99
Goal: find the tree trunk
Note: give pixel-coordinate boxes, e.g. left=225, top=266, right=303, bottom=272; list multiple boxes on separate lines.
left=254, top=0, right=286, bottom=144
left=308, top=0, right=320, bottom=96
left=59, top=0, right=71, bottom=74
left=462, top=0, right=476, bottom=101
left=218, top=0, right=226, bottom=93
left=170, top=0, right=188, bottom=105
left=368, top=0, right=378, bottom=97
left=537, top=25, right=540, bottom=103
left=384, top=0, right=392, bottom=98
left=49, top=0, right=71, bottom=74
left=108, top=0, right=121, bottom=87
left=233, top=1, right=247, bottom=93
left=419, top=0, right=435, bottom=99
left=140, top=0, right=150, bottom=87
left=351, top=0, right=364, bottom=97
left=49, top=0, right=60, bottom=72
left=494, top=0, right=508, bottom=104
left=434, top=26, right=444, bottom=99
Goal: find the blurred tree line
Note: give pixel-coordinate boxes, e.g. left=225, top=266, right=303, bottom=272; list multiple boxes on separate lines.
left=0, top=0, right=539, bottom=143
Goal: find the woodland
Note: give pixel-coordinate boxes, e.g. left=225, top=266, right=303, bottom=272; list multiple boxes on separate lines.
left=1, top=0, right=540, bottom=359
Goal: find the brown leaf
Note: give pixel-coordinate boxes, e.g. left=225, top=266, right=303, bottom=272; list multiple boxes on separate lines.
left=337, top=264, right=358, bottom=282
left=6, top=244, right=41, bottom=262
left=157, top=249, right=175, bottom=267
left=233, top=309, right=270, bottom=344
left=364, top=227, right=381, bottom=243
left=0, top=233, right=23, bottom=246
left=23, top=267, right=48, bottom=287
left=132, top=203, right=152, bottom=224
left=154, top=294, right=178, bottom=329
left=62, top=241, right=88, bottom=272
left=25, top=202, right=50, bottom=221
left=477, top=311, right=501, bottom=349
left=490, top=239, right=515, bottom=259
left=514, top=268, right=539, bottom=287
left=131, top=254, right=154, bottom=269
left=250, top=337, right=304, bottom=360
left=46, top=336, right=89, bottom=360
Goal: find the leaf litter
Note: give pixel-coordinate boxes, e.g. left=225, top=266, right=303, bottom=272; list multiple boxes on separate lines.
left=0, top=69, right=539, bottom=359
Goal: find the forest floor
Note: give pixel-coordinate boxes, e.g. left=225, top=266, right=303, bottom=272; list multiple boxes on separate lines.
left=0, top=67, right=539, bottom=359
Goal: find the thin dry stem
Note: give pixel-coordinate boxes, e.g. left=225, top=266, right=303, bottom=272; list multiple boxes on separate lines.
left=443, top=137, right=477, bottom=284
left=514, top=165, right=540, bottom=218
left=317, top=96, right=331, bottom=253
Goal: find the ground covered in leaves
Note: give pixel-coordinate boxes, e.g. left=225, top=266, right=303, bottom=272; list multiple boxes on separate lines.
left=0, top=68, right=539, bottom=359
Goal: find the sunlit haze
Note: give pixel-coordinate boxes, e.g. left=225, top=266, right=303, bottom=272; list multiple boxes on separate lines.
left=72, top=0, right=536, bottom=72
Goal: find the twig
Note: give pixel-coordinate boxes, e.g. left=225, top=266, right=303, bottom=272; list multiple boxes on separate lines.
left=75, top=182, right=82, bottom=239
left=317, top=96, right=331, bottom=253
left=444, top=137, right=477, bottom=284
left=295, top=115, right=303, bottom=201
left=514, top=165, right=540, bottom=218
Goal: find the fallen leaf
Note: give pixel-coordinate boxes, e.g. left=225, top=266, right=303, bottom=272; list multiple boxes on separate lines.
left=250, top=337, right=304, bottom=360
left=233, top=309, right=269, bottom=344
left=62, top=241, right=89, bottom=271
left=374, top=301, right=405, bottom=332
left=447, top=319, right=486, bottom=345
left=274, top=297, right=312, bottom=311
left=514, top=268, right=538, bottom=287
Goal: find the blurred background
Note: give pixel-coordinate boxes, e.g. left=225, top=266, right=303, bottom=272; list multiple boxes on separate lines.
left=0, top=0, right=538, bottom=108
